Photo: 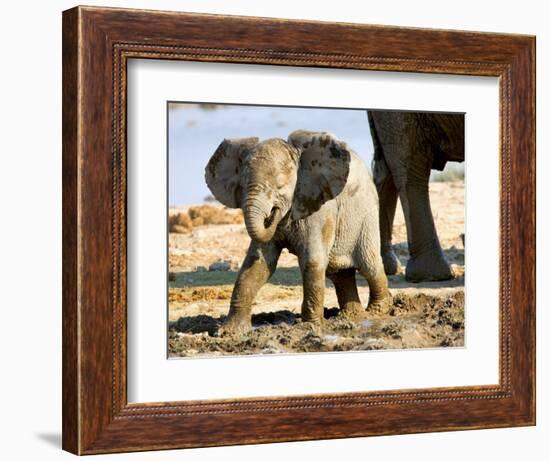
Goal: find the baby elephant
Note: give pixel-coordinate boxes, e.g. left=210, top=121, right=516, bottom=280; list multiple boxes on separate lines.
left=205, top=130, right=390, bottom=333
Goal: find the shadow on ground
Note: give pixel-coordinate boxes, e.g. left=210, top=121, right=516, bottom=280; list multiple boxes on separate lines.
left=171, top=265, right=464, bottom=290
left=172, top=266, right=303, bottom=287
left=35, top=433, right=61, bottom=448
left=393, top=242, right=464, bottom=267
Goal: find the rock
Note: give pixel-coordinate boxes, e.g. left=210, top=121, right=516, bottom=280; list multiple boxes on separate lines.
left=208, top=260, right=232, bottom=271
left=195, top=265, right=207, bottom=272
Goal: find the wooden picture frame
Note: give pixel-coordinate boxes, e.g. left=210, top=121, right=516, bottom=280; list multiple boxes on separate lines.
left=62, top=5, right=536, bottom=455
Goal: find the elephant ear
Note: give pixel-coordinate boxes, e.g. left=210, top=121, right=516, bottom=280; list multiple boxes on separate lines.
left=204, top=137, right=259, bottom=208
left=288, top=130, right=351, bottom=220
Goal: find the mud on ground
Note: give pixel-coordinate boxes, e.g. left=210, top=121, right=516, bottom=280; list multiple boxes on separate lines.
left=169, top=291, right=464, bottom=357
left=168, top=181, right=465, bottom=358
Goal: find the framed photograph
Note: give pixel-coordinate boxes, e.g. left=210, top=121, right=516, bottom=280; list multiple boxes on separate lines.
left=62, top=6, right=535, bottom=455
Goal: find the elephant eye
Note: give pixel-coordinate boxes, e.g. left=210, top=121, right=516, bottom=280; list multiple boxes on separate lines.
left=275, top=172, right=287, bottom=188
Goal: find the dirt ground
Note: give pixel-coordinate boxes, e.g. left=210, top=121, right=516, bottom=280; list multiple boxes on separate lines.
left=168, top=181, right=465, bottom=357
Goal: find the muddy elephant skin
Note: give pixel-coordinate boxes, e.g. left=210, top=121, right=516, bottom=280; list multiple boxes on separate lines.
left=205, top=130, right=390, bottom=333
left=368, top=111, right=464, bottom=282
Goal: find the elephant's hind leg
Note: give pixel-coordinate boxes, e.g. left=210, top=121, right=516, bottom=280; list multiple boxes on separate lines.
left=358, top=261, right=392, bottom=316
left=327, top=269, right=365, bottom=320
left=373, top=153, right=403, bottom=275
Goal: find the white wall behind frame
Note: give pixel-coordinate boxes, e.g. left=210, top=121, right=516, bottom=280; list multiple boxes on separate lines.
left=2, top=1, right=545, bottom=460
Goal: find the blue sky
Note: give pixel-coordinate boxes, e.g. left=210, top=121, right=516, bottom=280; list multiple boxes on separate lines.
left=168, top=103, right=375, bottom=206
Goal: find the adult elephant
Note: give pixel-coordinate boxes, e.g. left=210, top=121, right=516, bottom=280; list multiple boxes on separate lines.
left=367, top=110, right=464, bottom=282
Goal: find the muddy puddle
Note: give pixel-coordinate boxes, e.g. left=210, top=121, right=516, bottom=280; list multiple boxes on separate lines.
left=168, top=290, right=464, bottom=357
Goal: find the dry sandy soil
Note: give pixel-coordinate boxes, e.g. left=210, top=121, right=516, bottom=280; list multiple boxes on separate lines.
left=168, top=181, right=465, bottom=357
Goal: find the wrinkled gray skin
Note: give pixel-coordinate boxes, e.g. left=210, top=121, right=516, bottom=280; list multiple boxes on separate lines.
left=368, top=111, right=464, bottom=282
left=205, top=130, right=390, bottom=333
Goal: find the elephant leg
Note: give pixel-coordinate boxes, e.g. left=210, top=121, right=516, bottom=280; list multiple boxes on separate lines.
left=373, top=154, right=403, bottom=275
left=393, top=152, right=453, bottom=282
left=299, top=259, right=327, bottom=325
left=358, top=261, right=392, bottom=315
left=221, top=241, right=281, bottom=334
left=327, top=269, right=364, bottom=319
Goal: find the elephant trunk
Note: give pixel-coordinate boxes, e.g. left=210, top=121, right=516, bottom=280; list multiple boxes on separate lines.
left=244, top=198, right=283, bottom=243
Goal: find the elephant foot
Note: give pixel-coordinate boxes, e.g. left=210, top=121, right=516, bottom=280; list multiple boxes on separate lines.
left=340, top=301, right=367, bottom=321
left=405, top=251, right=454, bottom=282
left=366, top=292, right=392, bottom=316
left=301, top=306, right=324, bottom=326
left=217, top=312, right=252, bottom=336
left=382, top=247, right=403, bottom=275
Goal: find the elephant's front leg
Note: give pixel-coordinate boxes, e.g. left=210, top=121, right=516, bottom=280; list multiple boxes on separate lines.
left=299, top=258, right=327, bottom=325
left=395, top=152, right=453, bottom=282
left=221, top=241, right=281, bottom=334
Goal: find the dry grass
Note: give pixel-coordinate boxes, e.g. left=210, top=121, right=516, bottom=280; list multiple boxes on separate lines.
left=188, top=205, right=243, bottom=225
left=169, top=205, right=243, bottom=233
left=168, top=212, right=193, bottom=233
